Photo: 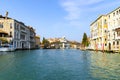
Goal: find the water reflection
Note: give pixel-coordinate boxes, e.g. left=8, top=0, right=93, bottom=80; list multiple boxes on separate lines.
left=0, top=52, right=15, bottom=72
left=89, top=51, right=120, bottom=79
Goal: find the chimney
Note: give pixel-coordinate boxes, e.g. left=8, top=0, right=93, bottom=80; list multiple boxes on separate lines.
left=5, top=11, right=8, bottom=19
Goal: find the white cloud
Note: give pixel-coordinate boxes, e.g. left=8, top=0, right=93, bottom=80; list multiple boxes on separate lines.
left=60, top=0, right=104, bottom=20
left=83, top=0, right=104, bottom=5
left=60, top=0, right=120, bottom=30
left=59, top=0, right=120, bottom=40
left=61, top=0, right=81, bottom=20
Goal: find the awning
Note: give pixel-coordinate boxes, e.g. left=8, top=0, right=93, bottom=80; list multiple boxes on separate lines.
left=0, top=30, right=8, bottom=35
left=115, top=28, right=120, bottom=32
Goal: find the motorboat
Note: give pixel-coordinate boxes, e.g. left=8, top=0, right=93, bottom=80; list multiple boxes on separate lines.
left=0, top=44, right=15, bottom=52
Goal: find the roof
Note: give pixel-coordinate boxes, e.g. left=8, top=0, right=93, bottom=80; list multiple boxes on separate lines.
left=107, top=6, right=120, bottom=15
left=35, top=36, right=40, bottom=39
left=90, top=15, right=105, bottom=26
left=28, top=26, right=36, bottom=32
left=0, top=15, right=12, bottom=19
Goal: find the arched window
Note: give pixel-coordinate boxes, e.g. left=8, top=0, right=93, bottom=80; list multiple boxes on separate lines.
left=117, top=41, right=119, bottom=45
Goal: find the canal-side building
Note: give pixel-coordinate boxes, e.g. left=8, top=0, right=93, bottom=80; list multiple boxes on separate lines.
left=90, top=6, right=120, bottom=52
left=90, top=15, right=108, bottom=51
left=69, top=41, right=81, bottom=49
left=28, top=26, right=36, bottom=49
left=35, top=35, right=40, bottom=48
left=14, top=21, right=30, bottom=49
left=59, top=36, right=70, bottom=49
left=47, top=38, right=60, bottom=44
left=47, top=37, right=70, bottom=49
left=107, top=7, right=120, bottom=51
left=0, top=13, right=36, bottom=49
left=47, top=38, right=60, bottom=49
left=0, top=15, right=14, bottom=44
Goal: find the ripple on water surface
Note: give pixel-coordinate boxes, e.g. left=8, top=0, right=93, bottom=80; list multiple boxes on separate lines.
left=0, top=49, right=120, bottom=80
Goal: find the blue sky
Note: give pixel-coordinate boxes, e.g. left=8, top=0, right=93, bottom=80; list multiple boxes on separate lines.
left=0, top=0, right=120, bottom=41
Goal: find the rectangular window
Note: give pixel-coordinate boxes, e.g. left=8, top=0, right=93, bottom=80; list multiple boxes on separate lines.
left=20, top=34, right=25, bottom=40
left=20, top=26, right=25, bottom=31
left=117, top=11, right=118, bottom=15
left=14, top=41, right=16, bottom=48
left=104, top=19, right=107, bottom=24
left=105, top=44, right=107, bottom=46
left=109, top=15, right=110, bottom=19
left=15, top=23, right=17, bottom=30
left=10, top=23, right=12, bottom=29
left=117, top=41, right=119, bottom=45
left=105, top=30, right=107, bottom=33
left=113, top=13, right=115, bottom=16
left=113, top=42, right=115, bottom=45
left=17, top=24, right=19, bottom=30
left=15, top=23, right=16, bottom=27
left=0, top=22, right=3, bottom=28
left=10, top=32, right=12, bottom=37
left=105, top=38, right=107, bottom=41
left=0, top=24, right=3, bottom=28
left=117, top=32, right=120, bottom=36
left=17, top=42, right=19, bottom=47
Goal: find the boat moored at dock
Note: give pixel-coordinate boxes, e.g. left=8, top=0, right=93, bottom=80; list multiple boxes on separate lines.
left=0, top=44, right=15, bottom=52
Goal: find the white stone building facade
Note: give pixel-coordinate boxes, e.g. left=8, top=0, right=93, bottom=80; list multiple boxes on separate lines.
left=0, top=15, right=36, bottom=49
left=107, top=7, right=120, bottom=51
left=90, top=7, right=120, bottom=52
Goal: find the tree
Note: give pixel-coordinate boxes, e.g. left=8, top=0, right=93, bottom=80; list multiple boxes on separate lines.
left=42, top=37, right=50, bottom=49
left=0, top=37, right=8, bottom=44
left=82, top=33, right=89, bottom=47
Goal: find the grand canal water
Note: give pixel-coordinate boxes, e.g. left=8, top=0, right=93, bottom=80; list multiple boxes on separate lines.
left=0, top=49, right=120, bottom=80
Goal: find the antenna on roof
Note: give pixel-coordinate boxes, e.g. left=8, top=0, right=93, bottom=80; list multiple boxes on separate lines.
left=5, top=11, right=8, bottom=19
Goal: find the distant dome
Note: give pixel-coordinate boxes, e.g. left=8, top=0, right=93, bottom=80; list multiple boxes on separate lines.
left=62, top=36, right=65, bottom=39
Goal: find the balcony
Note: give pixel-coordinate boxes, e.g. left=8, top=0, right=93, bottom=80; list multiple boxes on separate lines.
left=91, top=36, right=98, bottom=40
left=115, top=36, right=120, bottom=40
left=21, top=30, right=27, bottom=34
left=20, top=34, right=26, bottom=42
left=30, top=34, right=34, bottom=38
left=20, top=38, right=26, bottom=42
left=115, top=26, right=120, bottom=30
left=115, top=27, right=120, bottom=40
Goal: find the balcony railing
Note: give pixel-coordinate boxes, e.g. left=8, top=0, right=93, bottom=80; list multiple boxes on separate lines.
left=115, top=36, right=120, bottom=40
left=115, top=25, right=120, bottom=29
left=21, top=30, right=27, bottom=34
left=20, top=39, right=26, bottom=42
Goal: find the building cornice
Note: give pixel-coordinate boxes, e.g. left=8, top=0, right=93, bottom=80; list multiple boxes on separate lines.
left=90, top=15, right=105, bottom=26
left=107, top=6, right=120, bottom=15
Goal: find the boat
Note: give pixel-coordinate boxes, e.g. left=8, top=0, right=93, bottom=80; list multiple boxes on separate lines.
left=0, top=44, right=15, bottom=52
